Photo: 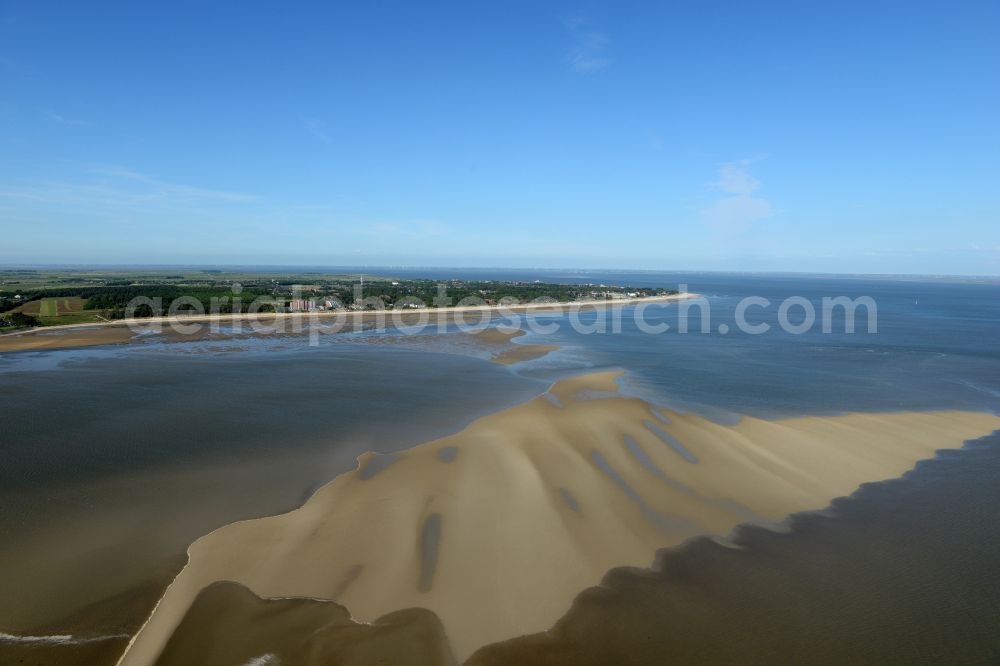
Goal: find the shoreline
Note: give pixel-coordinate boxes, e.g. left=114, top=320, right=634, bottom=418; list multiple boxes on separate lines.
left=3, top=292, right=699, bottom=334
left=0, top=292, right=700, bottom=354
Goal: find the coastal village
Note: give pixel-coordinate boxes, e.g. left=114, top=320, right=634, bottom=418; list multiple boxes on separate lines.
left=285, top=286, right=655, bottom=312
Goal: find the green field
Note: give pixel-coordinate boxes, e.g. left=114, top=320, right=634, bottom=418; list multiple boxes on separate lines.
left=15, top=297, right=101, bottom=325
left=0, top=268, right=387, bottom=292
left=40, top=298, right=59, bottom=317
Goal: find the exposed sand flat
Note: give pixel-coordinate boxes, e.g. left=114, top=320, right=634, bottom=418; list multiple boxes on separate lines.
left=467, top=430, right=1000, bottom=666
left=490, top=343, right=560, bottom=365
left=462, top=326, right=559, bottom=365
left=117, top=372, right=1000, bottom=664
left=0, top=326, right=136, bottom=351
left=466, top=327, right=524, bottom=346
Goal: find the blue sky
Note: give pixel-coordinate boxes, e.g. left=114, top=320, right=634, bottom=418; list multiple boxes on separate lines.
left=1, top=1, right=998, bottom=274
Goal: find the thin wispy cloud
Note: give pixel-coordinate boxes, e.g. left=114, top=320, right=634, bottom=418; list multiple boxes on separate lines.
left=371, top=220, right=447, bottom=238
left=0, top=165, right=256, bottom=209
left=304, top=117, right=332, bottom=145
left=711, top=160, right=760, bottom=195
left=45, top=110, right=88, bottom=126
left=701, top=160, right=774, bottom=233
left=564, top=17, right=610, bottom=73
left=90, top=165, right=256, bottom=202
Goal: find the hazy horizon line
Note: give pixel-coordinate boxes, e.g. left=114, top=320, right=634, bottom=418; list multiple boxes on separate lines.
left=0, top=262, right=998, bottom=281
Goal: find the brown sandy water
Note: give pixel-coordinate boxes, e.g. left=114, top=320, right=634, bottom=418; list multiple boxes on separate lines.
left=157, top=582, right=456, bottom=666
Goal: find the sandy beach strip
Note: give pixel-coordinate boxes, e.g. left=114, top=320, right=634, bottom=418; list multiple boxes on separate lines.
left=0, top=293, right=699, bottom=353
left=116, top=371, right=1000, bottom=664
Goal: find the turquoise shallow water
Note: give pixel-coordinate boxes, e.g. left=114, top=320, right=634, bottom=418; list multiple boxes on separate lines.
left=1, top=271, right=998, bottom=663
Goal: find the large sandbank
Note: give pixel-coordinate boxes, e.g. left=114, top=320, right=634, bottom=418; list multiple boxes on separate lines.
left=118, top=371, right=1000, bottom=663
